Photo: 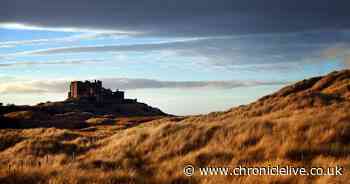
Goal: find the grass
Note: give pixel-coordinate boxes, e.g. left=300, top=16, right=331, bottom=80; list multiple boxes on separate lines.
left=0, top=70, right=350, bottom=183
left=0, top=104, right=349, bottom=184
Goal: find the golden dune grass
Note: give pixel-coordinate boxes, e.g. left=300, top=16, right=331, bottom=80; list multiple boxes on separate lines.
left=0, top=70, right=350, bottom=184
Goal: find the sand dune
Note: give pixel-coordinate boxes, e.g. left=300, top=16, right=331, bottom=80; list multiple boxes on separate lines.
left=0, top=70, right=350, bottom=183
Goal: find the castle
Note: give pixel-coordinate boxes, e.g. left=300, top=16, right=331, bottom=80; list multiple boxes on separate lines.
left=68, top=80, right=136, bottom=103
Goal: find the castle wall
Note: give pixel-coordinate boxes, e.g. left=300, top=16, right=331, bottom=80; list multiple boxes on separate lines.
left=68, top=80, right=127, bottom=103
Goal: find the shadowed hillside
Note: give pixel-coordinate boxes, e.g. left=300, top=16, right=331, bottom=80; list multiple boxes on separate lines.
left=0, top=98, right=166, bottom=129
left=0, top=70, right=350, bottom=184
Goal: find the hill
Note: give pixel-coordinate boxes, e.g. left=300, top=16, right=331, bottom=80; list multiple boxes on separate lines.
left=0, top=98, right=166, bottom=129
left=0, top=70, right=350, bottom=184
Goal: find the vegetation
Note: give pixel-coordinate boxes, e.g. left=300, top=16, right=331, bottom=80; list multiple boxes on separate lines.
left=0, top=70, right=350, bottom=183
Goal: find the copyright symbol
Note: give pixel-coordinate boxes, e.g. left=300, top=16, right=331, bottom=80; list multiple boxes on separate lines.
left=183, top=165, right=195, bottom=176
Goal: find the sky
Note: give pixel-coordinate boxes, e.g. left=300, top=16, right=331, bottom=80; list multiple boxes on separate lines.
left=1, top=0, right=350, bottom=115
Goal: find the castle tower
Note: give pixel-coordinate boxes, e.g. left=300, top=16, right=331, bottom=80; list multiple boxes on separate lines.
left=69, top=81, right=80, bottom=98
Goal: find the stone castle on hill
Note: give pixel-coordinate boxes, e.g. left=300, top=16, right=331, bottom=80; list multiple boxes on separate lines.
left=68, top=80, right=136, bottom=103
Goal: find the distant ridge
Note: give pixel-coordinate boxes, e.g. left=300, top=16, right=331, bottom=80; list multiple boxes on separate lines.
left=225, top=69, right=350, bottom=117
left=0, top=81, right=167, bottom=128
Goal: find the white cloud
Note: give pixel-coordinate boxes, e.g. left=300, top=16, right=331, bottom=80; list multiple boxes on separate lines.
left=0, top=32, right=129, bottom=48
left=0, top=59, right=103, bottom=68
left=0, top=22, right=140, bottom=34
left=4, top=36, right=217, bottom=57
left=10, top=37, right=224, bottom=56
left=0, top=22, right=142, bottom=49
left=0, top=82, right=49, bottom=94
left=0, top=78, right=288, bottom=94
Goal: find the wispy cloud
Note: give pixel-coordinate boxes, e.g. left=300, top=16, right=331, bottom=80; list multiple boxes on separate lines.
left=0, top=79, right=67, bottom=94
left=8, top=31, right=334, bottom=72
left=0, top=22, right=142, bottom=48
left=11, top=37, right=220, bottom=55
left=0, top=78, right=288, bottom=94
left=0, top=23, right=140, bottom=35
left=0, top=59, right=103, bottom=68
left=0, top=32, right=129, bottom=48
left=0, top=83, right=48, bottom=94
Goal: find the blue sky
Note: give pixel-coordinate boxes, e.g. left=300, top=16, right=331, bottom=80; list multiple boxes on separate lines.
left=1, top=0, right=350, bottom=115
left=0, top=25, right=347, bottom=115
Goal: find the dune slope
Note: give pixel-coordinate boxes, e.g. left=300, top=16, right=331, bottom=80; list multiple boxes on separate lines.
left=0, top=70, right=350, bottom=184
